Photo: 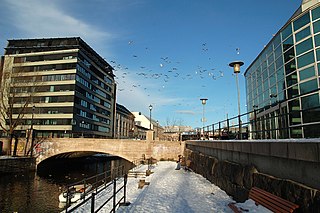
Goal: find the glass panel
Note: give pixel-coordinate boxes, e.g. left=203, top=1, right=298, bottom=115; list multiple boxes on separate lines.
left=287, top=85, right=299, bottom=99
left=285, top=60, right=296, bottom=75
left=301, top=93, right=320, bottom=110
left=316, top=49, right=320, bottom=61
left=286, top=72, right=298, bottom=87
left=300, top=79, right=318, bottom=94
left=293, top=13, right=310, bottom=31
left=315, top=34, right=320, bottom=47
left=296, top=38, right=313, bottom=55
left=290, top=127, right=302, bottom=138
left=268, top=53, right=274, bottom=65
left=284, top=47, right=295, bottom=63
left=275, top=57, right=283, bottom=69
left=262, top=70, right=268, bottom=82
left=281, top=24, right=292, bottom=40
left=276, top=67, right=285, bottom=81
left=269, top=72, right=276, bottom=86
left=282, top=36, right=294, bottom=52
left=268, top=63, right=275, bottom=75
left=297, top=51, right=315, bottom=68
left=273, top=34, right=281, bottom=48
left=274, top=45, right=282, bottom=59
left=313, top=20, right=320, bottom=33
left=295, top=26, right=310, bottom=42
left=299, top=66, right=315, bottom=81
left=304, top=124, right=320, bottom=138
left=312, top=7, right=320, bottom=21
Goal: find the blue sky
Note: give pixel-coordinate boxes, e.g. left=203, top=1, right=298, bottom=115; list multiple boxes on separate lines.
left=0, top=0, right=302, bottom=128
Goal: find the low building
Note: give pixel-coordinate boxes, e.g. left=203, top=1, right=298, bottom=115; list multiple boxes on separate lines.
left=115, top=103, right=135, bottom=139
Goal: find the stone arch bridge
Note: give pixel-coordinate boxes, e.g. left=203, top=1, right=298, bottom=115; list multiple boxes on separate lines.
left=35, top=138, right=184, bottom=166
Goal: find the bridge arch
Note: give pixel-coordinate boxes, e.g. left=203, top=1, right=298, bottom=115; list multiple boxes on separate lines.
left=35, top=138, right=183, bottom=166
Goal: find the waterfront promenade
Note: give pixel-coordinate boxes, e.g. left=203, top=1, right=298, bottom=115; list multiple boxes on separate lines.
left=72, top=161, right=269, bottom=212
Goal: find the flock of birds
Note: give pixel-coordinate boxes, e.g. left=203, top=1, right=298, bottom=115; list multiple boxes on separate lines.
left=108, top=41, right=237, bottom=95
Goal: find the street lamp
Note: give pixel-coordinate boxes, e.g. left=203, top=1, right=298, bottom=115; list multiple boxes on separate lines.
left=200, top=98, right=208, bottom=140
left=81, top=120, right=85, bottom=138
left=156, top=120, right=159, bottom=139
left=149, top=104, right=153, bottom=130
left=229, top=61, right=244, bottom=140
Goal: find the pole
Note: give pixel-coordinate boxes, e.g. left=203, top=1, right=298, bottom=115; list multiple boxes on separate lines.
left=235, top=73, right=242, bottom=140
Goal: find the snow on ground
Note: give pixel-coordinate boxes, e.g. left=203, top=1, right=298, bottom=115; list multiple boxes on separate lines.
left=68, top=161, right=271, bottom=213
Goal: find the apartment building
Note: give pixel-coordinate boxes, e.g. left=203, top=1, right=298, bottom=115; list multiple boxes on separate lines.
left=0, top=37, right=116, bottom=138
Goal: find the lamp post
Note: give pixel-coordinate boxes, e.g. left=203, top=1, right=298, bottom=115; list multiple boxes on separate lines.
left=229, top=61, right=244, bottom=140
left=149, top=104, right=153, bottom=130
left=30, top=105, right=35, bottom=157
left=200, top=98, right=208, bottom=140
left=156, top=120, right=159, bottom=139
left=81, top=120, right=85, bottom=138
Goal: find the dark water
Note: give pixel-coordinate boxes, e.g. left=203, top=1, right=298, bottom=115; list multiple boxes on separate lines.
left=0, top=156, right=129, bottom=213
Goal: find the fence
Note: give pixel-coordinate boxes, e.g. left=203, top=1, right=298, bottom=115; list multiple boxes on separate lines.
left=64, top=165, right=128, bottom=213
left=197, top=104, right=320, bottom=140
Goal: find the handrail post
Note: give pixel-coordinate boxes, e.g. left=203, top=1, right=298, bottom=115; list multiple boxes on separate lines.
left=212, top=124, right=214, bottom=139
left=112, top=178, right=116, bottom=213
left=238, top=114, right=242, bottom=140
left=124, top=174, right=128, bottom=204
left=218, top=122, right=221, bottom=140
left=91, top=192, right=95, bottom=213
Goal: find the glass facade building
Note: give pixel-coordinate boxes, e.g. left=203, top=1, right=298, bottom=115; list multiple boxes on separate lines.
left=245, top=2, right=320, bottom=139
left=0, top=37, right=116, bottom=138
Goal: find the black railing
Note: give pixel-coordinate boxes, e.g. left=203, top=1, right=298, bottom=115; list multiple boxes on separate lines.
left=197, top=104, right=320, bottom=140
left=64, top=165, right=127, bottom=213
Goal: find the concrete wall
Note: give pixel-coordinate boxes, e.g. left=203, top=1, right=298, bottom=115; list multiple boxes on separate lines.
left=186, top=139, right=320, bottom=190
left=0, top=157, right=36, bottom=173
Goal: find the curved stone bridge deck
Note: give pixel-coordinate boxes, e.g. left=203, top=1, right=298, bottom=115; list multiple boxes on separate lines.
left=35, top=138, right=184, bottom=165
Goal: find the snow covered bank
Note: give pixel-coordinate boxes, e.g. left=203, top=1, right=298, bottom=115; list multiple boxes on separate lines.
left=67, top=161, right=270, bottom=212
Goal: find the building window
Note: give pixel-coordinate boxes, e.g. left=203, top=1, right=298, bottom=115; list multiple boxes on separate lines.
left=299, top=79, right=318, bottom=94
left=281, top=24, right=292, bottom=41
left=296, top=38, right=313, bottom=56
left=293, top=13, right=310, bottom=31
left=299, top=66, right=316, bottom=81
left=295, top=26, right=310, bottom=42
left=312, top=7, right=320, bottom=21
left=80, top=99, right=88, bottom=107
left=297, top=51, right=314, bottom=68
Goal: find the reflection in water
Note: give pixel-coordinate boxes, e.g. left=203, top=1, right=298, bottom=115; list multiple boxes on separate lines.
left=0, top=155, right=130, bottom=213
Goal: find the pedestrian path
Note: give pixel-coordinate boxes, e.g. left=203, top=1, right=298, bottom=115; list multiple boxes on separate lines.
left=70, top=161, right=270, bottom=213
left=117, top=161, right=265, bottom=213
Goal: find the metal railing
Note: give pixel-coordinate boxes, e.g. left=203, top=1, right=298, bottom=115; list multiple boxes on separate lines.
left=197, top=104, right=320, bottom=140
left=64, top=165, right=128, bottom=213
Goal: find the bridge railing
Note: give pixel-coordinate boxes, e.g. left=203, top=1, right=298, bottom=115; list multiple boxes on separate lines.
left=64, top=165, right=128, bottom=213
left=197, top=104, right=320, bottom=140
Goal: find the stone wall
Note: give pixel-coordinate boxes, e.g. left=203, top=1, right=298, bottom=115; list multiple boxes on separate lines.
left=0, top=157, right=36, bottom=173
left=185, top=149, right=320, bottom=213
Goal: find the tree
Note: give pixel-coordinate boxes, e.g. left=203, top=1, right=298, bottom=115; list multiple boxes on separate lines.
left=0, top=56, right=37, bottom=156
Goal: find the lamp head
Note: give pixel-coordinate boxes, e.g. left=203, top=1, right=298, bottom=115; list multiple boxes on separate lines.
left=229, top=61, right=244, bottom=73
left=200, top=98, right=208, bottom=105
left=149, top=104, right=153, bottom=111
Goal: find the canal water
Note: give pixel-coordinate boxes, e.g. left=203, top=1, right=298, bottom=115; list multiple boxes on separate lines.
left=0, top=155, right=131, bottom=213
